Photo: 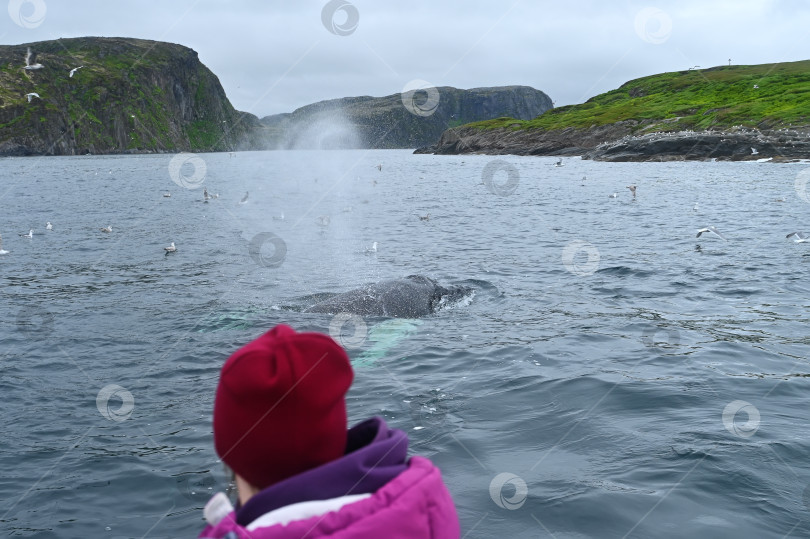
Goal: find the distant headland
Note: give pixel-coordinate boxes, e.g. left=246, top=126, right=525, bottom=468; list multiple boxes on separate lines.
left=0, top=36, right=552, bottom=156
left=416, top=60, right=810, bottom=161
left=0, top=37, right=259, bottom=156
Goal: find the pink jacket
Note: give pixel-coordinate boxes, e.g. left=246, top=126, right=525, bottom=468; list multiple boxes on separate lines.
left=198, top=456, right=460, bottom=538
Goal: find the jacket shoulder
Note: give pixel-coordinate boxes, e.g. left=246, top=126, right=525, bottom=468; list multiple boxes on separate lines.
left=243, top=456, right=460, bottom=538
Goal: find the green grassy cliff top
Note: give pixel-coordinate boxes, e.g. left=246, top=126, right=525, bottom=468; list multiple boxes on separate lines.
left=471, top=60, right=810, bottom=133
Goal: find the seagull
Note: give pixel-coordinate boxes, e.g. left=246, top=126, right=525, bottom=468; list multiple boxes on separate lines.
left=23, top=47, right=43, bottom=70
left=365, top=241, right=378, bottom=253
left=239, top=191, right=249, bottom=205
left=377, top=164, right=382, bottom=171
left=696, top=226, right=727, bottom=240
left=751, top=147, right=759, bottom=155
left=608, top=192, right=618, bottom=198
left=273, top=212, right=285, bottom=221
left=100, top=226, right=112, bottom=233
left=0, top=233, right=7, bottom=255
left=555, top=158, right=564, bottom=167
left=45, top=222, right=52, bottom=230
left=418, top=213, right=430, bottom=221
left=786, top=232, right=810, bottom=243
left=25, top=92, right=40, bottom=103
left=21, top=229, right=33, bottom=238
left=581, top=175, right=587, bottom=186
left=69, top=66, right=84, bottom=77
left=163, top=192, right=171, bottom=197
left=316, top=215, right=331, bottom=227
left=164, top=242, right=177, bottom=252
left=203, top=187, right=210, bottom=201
left=693, top=202, right=699, bottom=211
left=627, top=185, right=637, bottom=198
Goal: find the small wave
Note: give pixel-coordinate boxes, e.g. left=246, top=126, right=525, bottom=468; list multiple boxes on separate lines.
left=595, top=266, right=655, bottom=278
left=194, top=310, right=258, bottom=332
left=715, top=288, right=761, bottom=297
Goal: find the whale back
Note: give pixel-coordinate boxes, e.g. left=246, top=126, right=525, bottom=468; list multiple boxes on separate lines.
left=305, top=275, right=466, bottom=317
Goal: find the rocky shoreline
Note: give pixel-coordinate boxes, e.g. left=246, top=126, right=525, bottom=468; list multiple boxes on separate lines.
left=414, top=122, right=810, bottom=162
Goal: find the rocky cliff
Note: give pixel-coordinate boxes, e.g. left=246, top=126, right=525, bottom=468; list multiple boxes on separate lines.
left=0, top=37, right=260, bottom=156
left=418, top=121, right=810, bottom=162
left=258, top=86, right=553, bottom=149
left=417, top=60, right=810, bottom=161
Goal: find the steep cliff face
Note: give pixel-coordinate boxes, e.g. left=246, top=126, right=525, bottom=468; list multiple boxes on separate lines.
left=258, top=86, right=553, bottom=149
left=0, top=37, right=260, bottom=156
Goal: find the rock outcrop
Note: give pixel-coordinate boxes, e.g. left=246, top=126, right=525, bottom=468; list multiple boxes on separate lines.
left=0, top=37, right=260, bottom=156
left=415, top=121, right=637, bottom=156
left=416, top=123, right=810, bottom=161
left=583, top=128, right=810, bottom=161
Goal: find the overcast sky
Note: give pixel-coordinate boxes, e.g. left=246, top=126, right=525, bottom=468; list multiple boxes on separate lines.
left=2, top=0, right=809, bottom=118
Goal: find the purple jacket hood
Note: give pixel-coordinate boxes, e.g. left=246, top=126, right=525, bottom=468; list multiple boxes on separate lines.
left=199, top=417, right=460, bottom=538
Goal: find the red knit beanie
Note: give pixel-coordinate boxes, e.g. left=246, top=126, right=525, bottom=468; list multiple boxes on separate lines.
left=213, top=324, right=354, bottom=489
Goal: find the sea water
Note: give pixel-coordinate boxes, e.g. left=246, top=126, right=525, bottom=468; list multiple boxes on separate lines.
left=1, top=150, right=809, bottom=538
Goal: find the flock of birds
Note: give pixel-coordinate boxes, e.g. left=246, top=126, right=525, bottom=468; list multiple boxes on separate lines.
left=20, top=47, right=85, bottom=105
left=0, top=181, right=276, bottom=258
left=579, top=172, right=638, bottom=201
left=690, top=226, right=807, bottom=243
left=0, top=221, right=177, bottom=256
left=8, top=155, right=803, bottom=258
left=574, top=172, right=805, bottom=244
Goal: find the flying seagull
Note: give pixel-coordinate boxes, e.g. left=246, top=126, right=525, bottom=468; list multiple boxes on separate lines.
left=786, top=231, right=809, bottom=243
left=627, top=185, right=637, bottom=198
left=696, top=226, right=727, bottom=240
left=69, top=66, right=84, bottom=77
left=23, top=47, right=43, bottom=70
left=25, top=92, right=40, bottom=103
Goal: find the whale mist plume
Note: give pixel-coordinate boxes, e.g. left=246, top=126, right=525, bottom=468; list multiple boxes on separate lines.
left=271, top=109, right=362, bottom=150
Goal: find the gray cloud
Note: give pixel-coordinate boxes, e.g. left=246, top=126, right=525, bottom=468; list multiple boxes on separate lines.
left=2, top=0, right=808, bottom=117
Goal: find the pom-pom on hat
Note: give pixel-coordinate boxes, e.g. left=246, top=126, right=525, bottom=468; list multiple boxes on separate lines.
left=213, top=324, right=354, bottom=489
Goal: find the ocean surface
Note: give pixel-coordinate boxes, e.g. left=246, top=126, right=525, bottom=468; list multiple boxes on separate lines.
left=1, top=149, right=809, bottom=538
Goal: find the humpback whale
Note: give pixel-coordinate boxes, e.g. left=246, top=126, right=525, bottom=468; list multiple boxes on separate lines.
left=305, top=275, right=471, bottom=318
